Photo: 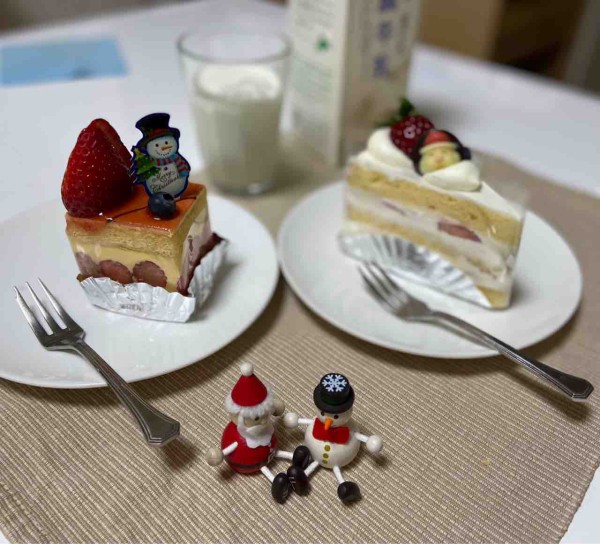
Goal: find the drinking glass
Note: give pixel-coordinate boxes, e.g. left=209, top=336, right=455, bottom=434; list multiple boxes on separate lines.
left=178, top=30, right=291, bottom=195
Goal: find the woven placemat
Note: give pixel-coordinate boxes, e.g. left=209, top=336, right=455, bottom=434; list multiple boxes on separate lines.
left=1, top=154, right=599, bottom=543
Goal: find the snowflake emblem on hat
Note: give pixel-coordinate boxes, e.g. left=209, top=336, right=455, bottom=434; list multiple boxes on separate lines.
left=322, top=374, right=347, bottom=393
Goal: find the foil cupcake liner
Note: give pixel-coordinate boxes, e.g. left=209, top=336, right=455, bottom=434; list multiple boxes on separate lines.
left=79, top=239, right=228, bottom=322
left=338, top=233, right=492, bottom=308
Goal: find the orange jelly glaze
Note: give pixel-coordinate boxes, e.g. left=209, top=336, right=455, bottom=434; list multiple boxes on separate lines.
left=66, top=184, right=204, bottom=234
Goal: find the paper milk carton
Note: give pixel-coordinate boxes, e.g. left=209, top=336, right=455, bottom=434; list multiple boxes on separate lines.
left=288, top=0, right=421, bottom=167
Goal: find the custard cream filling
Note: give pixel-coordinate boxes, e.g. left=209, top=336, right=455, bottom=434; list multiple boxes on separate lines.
left=70, top=242, right=180, bottom=289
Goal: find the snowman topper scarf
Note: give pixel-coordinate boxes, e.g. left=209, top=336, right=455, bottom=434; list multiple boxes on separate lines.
left=312, top=418, right=350, bottom=444
left=131, top=112, right=191, bottom=198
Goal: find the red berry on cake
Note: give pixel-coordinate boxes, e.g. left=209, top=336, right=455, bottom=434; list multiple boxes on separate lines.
left=390, top=115, right=435, bottom=157
left=99, top=260, right=134, bottom=284
left=61, top=119, right=134, bottom=217
left=133, top=261, right=168, bottom=288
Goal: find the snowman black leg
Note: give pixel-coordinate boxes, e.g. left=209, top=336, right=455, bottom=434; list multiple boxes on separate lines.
left=291, top=445, right=312, bottom=470
left=333, top=466, right=361, bottom=505
left=261, top=466, right=292, bottom=504
left=287, top=462, right=312, bottom=496
left=286, top=447, right=314, bottom=496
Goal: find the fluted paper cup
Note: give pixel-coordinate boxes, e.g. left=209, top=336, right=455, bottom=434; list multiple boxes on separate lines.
left=79, top=239, right=228, bottom=322
left=338, top=233, right=492, bottom=308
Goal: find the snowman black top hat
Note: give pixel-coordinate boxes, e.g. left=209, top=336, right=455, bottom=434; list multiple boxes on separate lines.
left=313, top=373, right=355, bottom=414
left=135, top=113, right=180, bottom=150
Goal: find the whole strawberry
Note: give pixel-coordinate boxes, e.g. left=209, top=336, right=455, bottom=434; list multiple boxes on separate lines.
left=391, top=115, right=434, bottom=157
left=61, top=119, right=133, bottom=217
left=383, top=98, right=435, bottom=157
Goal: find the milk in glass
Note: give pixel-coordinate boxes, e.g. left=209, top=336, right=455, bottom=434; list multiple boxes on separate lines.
left=192, top=65, right=283, bottom=194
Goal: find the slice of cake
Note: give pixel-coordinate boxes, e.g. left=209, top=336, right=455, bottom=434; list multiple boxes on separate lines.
left=61, top=117, right=224, bottom=319
left=66, top=183, right=220, bottom=295
left=343, top=100, right=524, bottom=309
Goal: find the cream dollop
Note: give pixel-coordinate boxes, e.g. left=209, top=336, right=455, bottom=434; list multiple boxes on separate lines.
left=422, top=160, right=481, bottom=192
left=367, top=128, right=413, bottom=168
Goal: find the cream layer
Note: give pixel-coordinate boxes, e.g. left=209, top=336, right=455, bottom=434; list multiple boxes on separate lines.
left=356, top=128, right=521, bottom=219
left=345, top=187, right=515, bottom=292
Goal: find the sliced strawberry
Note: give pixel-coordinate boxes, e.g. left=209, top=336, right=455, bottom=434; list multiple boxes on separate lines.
left=75, top=252, right=101, bottom=277
left=61, top=119, right=133, bottom=217
left=390, top=115, right=434, bottom=157
left=99, top=260, right=134, bottom=284
left=438, top=221, right=481, bottom=242
left=133, top=261, right=167, bottom=288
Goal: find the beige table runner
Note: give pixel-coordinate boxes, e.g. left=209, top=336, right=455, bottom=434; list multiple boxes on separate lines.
left=1, top=154, right=599, bottom=543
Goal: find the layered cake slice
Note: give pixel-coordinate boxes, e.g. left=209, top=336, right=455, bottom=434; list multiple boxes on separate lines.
left=343, top=100, right=524, bottom=308
left=62, top=116, right=223, bottom=302
left=66, top=183, right=220, bottom=294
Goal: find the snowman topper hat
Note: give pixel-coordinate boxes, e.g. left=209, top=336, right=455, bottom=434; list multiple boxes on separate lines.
left=135, top=113, right=181, bottom=151
left=225, top=363, right=274, bottom=419
left=314, top=373, right=355, bottom=414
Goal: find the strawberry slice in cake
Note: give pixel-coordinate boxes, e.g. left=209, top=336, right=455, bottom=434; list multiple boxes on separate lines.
left=62, top=118, right=222, bottom=296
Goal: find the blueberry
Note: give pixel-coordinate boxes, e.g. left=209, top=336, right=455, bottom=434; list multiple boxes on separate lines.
left=148, top=192, right=177, bottom=219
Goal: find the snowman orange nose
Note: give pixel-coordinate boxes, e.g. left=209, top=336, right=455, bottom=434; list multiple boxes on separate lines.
left=324, top=417, right=333, bottom=431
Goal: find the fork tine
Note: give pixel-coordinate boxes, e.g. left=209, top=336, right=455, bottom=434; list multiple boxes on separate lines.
left=37, top=279, right=81, bottom=330
left=363, top=263, right=400, bottom=301
left=26, top=282, right=63, bottom=332
left=358, top=265, right=397, bottom=313
left=368, top=263, right=409, bottom=304
left=14, top=286, right=48, bottom=340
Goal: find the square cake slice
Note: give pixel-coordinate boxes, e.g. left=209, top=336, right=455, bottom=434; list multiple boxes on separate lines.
left=66, top=183, right=220, bottom=294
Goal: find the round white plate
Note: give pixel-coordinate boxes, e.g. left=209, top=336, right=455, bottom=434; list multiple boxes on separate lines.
left=0, top=197, right=278, bottom=388
left=278, top=182, right=582, bottom=359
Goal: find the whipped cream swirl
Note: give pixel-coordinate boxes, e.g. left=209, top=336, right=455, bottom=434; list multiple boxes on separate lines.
left=365, top=128, right=482, bottom=192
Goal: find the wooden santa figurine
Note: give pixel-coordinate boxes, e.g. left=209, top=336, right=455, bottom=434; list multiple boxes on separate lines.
left=206, top=363, right=310, bottom=503
left=284, top=373, right=383, bottom=504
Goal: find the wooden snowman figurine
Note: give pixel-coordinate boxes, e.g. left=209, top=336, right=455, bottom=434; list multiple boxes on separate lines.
left=206, top=363, right=310, bottom=504
left=284, top=373, right=383, bottom=504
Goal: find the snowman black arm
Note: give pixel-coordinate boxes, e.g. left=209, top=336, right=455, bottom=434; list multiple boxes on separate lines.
left=354, top=432, right=384, bottom=454
left=283, top=413, right=312, bottom=429
left=206, top=441, right=238, bottom=466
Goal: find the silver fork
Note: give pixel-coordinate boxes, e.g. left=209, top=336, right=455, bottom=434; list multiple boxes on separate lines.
left=14, top=279, right=181, bottom=446
left=359, top=263, right=593, bottom=401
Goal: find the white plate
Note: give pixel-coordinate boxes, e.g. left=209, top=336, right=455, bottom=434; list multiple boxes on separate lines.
left=278, top=182, right=582, bottom=359
left=0, top=197, right=278, bottom=388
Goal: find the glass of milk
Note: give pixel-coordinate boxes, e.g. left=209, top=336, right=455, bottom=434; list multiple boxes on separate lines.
left=178, top=30, right=291, bottom=195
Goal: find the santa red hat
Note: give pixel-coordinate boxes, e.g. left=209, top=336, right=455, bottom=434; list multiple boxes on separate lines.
left=419, top=130, right=457, bottom=154
left=225, top=363, right=274, bottom=419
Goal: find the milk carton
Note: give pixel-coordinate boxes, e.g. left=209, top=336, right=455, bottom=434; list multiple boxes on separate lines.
left=288, top=0, right=420, bottom=167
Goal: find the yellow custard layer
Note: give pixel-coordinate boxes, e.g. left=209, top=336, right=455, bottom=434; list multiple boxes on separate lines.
left=69, top=242, right=182, bottom=291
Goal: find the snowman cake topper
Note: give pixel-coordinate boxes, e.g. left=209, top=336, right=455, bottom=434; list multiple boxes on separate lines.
left=284, top=373, right=384, bottom=505
left=131, top=113, right=191, bottom=199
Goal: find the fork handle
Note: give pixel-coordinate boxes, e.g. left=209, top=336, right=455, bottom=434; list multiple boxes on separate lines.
left=72, top=341, right=181, bottom=446
left=430, top=311, right=593, bottom=401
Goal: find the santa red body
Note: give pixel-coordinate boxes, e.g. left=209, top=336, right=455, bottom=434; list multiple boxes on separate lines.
left=221, top=421, right=277, bottom=474
left=206, top=363, right=299, bottom=503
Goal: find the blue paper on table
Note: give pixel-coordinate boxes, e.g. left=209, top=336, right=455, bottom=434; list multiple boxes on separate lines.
left=0, top=38, right=127, bottom=86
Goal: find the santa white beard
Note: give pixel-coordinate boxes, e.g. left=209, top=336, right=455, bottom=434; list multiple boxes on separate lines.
left=237, top=419, right=274, bottom=448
